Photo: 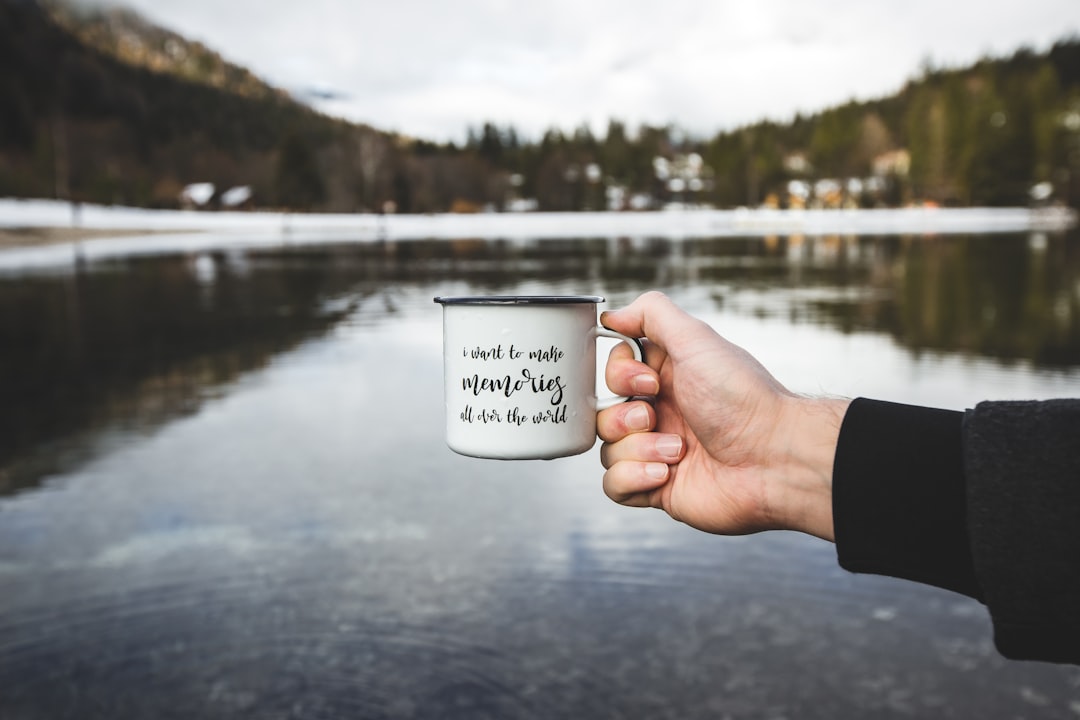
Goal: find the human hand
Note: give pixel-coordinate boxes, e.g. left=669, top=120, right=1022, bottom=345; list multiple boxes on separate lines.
left=597, top=291, right=848, bottom=541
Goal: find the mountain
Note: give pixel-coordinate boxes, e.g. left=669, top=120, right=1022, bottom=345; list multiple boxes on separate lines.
left=1, top=0, right=1077, bottom=212
left=0, top=0, right=410, bottom=211
left=40, top=0, right=286, bottom=103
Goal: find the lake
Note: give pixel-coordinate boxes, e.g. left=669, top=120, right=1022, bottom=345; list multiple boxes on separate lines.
left=1, top=230, right=1079, bottom=718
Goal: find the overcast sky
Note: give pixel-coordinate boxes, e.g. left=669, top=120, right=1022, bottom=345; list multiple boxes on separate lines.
left=110, top=0, right=1077, bottom=143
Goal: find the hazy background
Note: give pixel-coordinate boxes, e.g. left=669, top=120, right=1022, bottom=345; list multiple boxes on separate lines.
left=7, top=0, right=1079, bottom=213
left=3, top=2, right=1080, bottom=717
left=91, top=0, right=1079, bottom=142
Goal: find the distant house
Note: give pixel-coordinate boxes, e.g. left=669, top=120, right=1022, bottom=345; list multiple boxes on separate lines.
left=221, top=185, right=254, bottom=210
left=873, top=150, right=911, bottom=178
left=783, top=153, right=811, bottom=175
left=180, top=182, right=215, bottom=209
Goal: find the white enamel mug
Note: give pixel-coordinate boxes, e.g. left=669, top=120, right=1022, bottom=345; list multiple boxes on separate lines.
left=434, top=295, right=644, bottom=460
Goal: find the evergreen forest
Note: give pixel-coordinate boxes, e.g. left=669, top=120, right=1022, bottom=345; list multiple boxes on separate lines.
left=2, top=0, right=1078, bottom=213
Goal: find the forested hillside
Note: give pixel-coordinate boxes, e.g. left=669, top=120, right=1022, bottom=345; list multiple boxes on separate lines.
left=1, top=0, right=1077, bottom=211
left=701, top=44, right=1080, bottom=208
left=0, top=0, right=409, bottom=211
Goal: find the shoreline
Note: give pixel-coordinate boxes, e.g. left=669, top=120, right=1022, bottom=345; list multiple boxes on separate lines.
left=0, top=226, right=188, bottom=249
left=0, top=199, right=1075, bottom=258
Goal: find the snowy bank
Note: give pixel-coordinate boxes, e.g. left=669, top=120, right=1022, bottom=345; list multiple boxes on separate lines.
left=0, top=198, right=1074, bottom=273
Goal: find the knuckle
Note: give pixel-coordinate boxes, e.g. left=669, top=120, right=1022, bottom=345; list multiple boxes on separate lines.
left=595, top=411, right=620, bottom=442
left=601, top=471, right=622, bottom=502
left=641, top=290, right=667, bottom=303
left=599, top=442, right=613, bottom=468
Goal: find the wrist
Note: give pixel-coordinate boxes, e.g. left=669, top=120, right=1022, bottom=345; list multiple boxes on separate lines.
left=767, top=395, right=850, bottom=541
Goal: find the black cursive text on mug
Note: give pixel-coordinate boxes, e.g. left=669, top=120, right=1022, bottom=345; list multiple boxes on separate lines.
left=462, top=369, right=565, bottom=406
left=461, top=344, right=566, bottom=363
left=465, top=344, right=506, bottom=361
left=458, top=404, right=568, bottom=427
left=527, top=345, right=564, bottom=363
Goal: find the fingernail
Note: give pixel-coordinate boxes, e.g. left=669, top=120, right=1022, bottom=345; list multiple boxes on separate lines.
left=645, top=463, right=669, bottom=480
left=655, top=435, right=682, bottom=459
left=625, top=404, right=650, bottom=431
left=631, top=374, right=659, bottom=395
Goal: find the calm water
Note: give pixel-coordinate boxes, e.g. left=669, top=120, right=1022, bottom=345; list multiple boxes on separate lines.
left=1, top=231, right=1080, bottom=719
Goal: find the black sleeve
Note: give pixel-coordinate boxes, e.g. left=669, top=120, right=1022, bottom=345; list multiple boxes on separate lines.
left=965, top=400, right=1080, bottom=664
left=833, top=397, right=982, bottom=600
left=833, top=397, right=1080, bottom=665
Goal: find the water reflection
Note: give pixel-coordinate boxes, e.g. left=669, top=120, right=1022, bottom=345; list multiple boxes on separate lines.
left=3, top=231, right=1080, bottom=498
left=2, top=230, right=1080, bottom=718
left=0, top=252, right=363, bottom=495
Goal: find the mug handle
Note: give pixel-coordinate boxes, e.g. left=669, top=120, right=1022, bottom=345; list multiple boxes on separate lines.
left=594, top=327, right=646, bottom=411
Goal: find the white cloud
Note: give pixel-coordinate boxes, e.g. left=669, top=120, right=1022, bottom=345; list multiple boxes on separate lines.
left=114, top=0, right=1079, bottom=142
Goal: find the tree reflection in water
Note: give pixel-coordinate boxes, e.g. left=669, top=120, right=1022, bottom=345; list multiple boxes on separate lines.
left=1, top=230, right=1078, bottom=496
left=1, top=231, right=1080, bottom=719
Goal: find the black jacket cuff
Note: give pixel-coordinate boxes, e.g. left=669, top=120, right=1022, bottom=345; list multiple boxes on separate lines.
left=833, top=397, right=982, bottom=600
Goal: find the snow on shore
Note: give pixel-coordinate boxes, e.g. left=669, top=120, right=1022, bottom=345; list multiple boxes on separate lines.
left=0, top=198, right=1074, bottom=273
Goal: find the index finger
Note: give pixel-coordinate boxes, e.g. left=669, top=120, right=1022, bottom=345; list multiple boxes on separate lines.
left=604, top=340, right=660, bottom=398
left=600, top=291, right=709, bottom=365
